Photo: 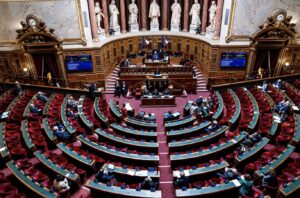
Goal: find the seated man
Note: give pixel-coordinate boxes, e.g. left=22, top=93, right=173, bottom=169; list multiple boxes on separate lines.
left=163, top=88, right=170, bottom=96
left=239, top=174, right=254, bottom=196
left=205, top=120, right=219, bottom=132
left=273, top=79, right=283, bottom=89
left=174, top=172, right=189, bottom=189
left=190, top=103, right=198, bottom=115
left=217, top=166, right=238, bottom=180
left=67, top=96, right=79, bottom=108
left=142, top=88, right=149, bottom=96
left=95, top=165, right=115, bottom=183
left=66, top=108, right=78, bottom=118
left=250, top=132, right=261, bottom=144
left=37, top=91, right=48, bottom=102
left=53, top=126, right=72, bottom=141
left=152, top=89, right=159, bottom=96
left=275, top=98, right=289, bottom=113
left=261, top=81, right=268, bottom=93
left=141, top=176, right=157, bottom=191
left=164, top=111, right=175, bottom=121
left=30, top=104, right=42, bottom=114
left=13, top=81, right=22, bottom=96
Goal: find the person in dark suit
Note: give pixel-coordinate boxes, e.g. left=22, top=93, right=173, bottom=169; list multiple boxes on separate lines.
left=174, top=172, right=189, bottom=189
left=124, top=58, right=130, bottom=67
left=13, top=81, right=22, bottom=96
left=121, top=81, right=128, bottom=97
left=114, top=81, right=121, bottom=97
left=154, top=68, right=160, bottom=76
left=196, top=96, right=203, bottom=107
left=95, top=166, right=115, bottom=183
left=141, top=176, right=157, bottom=191
left=152, top=50, right=159, bottom=60
left=152, top=89, right=159, bottom=96
left=142, top=87, right=149, bottom=96
left=163, top=88, right=170, bottom=96
left=88, top=83, right=96, bottom=99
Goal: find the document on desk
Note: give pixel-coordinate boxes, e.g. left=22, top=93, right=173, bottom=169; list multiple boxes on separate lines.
left=107, top=164, right=115, bottom=170
left=135, top=170, right=148, bottom=176
left=292, top=105, right=299, bottom=111
left=232, top=179, right=241, bottom=187
left=77, top=105, right=83, bottom=108
left=173, top=112, right=181, bottom=117
left=127, top=170, right=136, bottom=176
left=1, top=111, right=9, bottom=119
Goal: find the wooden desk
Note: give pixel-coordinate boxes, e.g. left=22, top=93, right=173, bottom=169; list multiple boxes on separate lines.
left=141, top=96, right=175, bottom=107
left=144, top=59, right=169, bottom=66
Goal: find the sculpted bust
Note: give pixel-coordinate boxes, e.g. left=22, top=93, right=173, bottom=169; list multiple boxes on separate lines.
left=171, top=0, right=182, bottom=26
left=149, top=0, right=160, bottom=25
left=128, top=0, right=138, bottom=25
left=189, top=0, right=201, bottom=26
left=109, top=0, right=120, bottom=28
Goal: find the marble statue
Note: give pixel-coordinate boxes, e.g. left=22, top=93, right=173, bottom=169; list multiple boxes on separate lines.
left=149, top=0, right=160, bottom=26
left=95, top=2, right=105, bottom=32
left=189, top=0, right=201, bottom=26
left=207, top=1, right=217, bottom=31
left=171, top=0, right=182, bottom=26
left=128, top=0, right=138, bottom=25
left=109, top=0, right=119, bottom=28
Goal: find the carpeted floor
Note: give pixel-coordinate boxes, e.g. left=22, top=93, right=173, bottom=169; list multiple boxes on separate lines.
left=104, top=93, right=210, bottom=198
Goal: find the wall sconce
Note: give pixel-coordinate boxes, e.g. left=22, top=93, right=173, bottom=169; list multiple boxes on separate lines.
left=285, top=62, right=290, bottom=67
left=23, top=67, right=28, bottom=72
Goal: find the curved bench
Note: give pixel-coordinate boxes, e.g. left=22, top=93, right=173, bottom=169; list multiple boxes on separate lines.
left=42, top=118, right=58, bottom=143
left=166, top=121, right=211, bottom=139
left=6, top=161, right=58, bottom=198
left=169, top=125, right=228, bottom=149
left=165, top=116, right=196, bottom=130
left=228, top=89, right=241, bottom=125
left=77, top=95, right=94, bottom=129
left=243, top=88, right=260, bottom=130
left=95, top=129, right=158, bottom=150
left=212, top=91, right=223, bottom=120
left=77, top=135, right=159, bottom=163
left=110, top=123, right=157, bottom=139
left=109, top=99, right=123, bottom=120
left=21, top=120, right=36, bottom=151
left=61, top=94, right=76, bottom=134
left=87, top=180, right=162, bottom=198
left=94, top=97, right=109, bottom=125
left=0, top=123, right=11, bottom=161
left=278, top=176, right=300, bottom=198
left=124, top=117, right=157, bottom=130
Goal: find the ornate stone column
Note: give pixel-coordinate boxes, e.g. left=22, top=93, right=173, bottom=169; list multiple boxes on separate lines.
left=161, top=0, right=168, bottom=30
left=119, top=0, right=127, bottom=33
left=141, top=0, right=147, bottom=31
left=101, top=0, right=110, bottom=35
left=213, top=0, right=224, bottom=39
left=182, top=0, right=189, bottom=32
left=201, top=0, right=209, bottom=34
left=87, top=0, right=99, bottom=41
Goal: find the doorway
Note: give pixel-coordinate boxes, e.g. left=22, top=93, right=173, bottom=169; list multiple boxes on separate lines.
left=253, top=49, right=281, bottom=78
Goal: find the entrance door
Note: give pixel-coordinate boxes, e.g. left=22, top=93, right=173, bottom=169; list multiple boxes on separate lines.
left=253, top=49, right=281, bottom=77
left=31, top=53, right=60, bottom=83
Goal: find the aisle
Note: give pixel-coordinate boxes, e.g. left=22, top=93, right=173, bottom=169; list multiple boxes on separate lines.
left=156, top=116, right=176, bottom=198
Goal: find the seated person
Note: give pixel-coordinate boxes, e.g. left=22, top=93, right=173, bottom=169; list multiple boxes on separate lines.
left=124, top=58, right=130, bottom=67
left=205, top=120, right=219, bottom=132
left=53, top=175, right=70, bottom=192
left=141, top=176, right=157, bottom=191
left=154, top=69, right=161, bottom=76
left=67, top=96, right=79, bottom=108
left=142, top=88, right=150, bottom=96
left=66, top=108, right=78, bottom=118
left=145, top=113, right=156, bottom=121
left=239, top=174, right=253, bottom=196
left=53, top=126, right=72, bottom=141
left=121, top=104, right=127, bottom=115
left=261, top=169, right=278, bottom=197
left=152, top=89, right=159, bottom=96
left=217, top=166, right=238, bottom=180
left=30, top=104, right=42, bottom=114
left=115, top=101, right=121, bottom=111
left=196, top=96, right=203, bottom=107
left=152, top=50, right=159, bottom=60
left=13, top=81, right=22, bottom=96
left=135, top=111, right=145, bottom=119
left=164, top=111, right=175, bottom=121
left=260, top=81, right=268, bottom=93
left=174, top=172, right=189, bottom=189
left=95, top=165, right=115, bottom=183
left=273, top=79, right=283, bottom=89
left=163, top=88, right=170, bottom=96
left=275, top=98, right=289, bottom=113
left=249, top=132, right=261, bottom=144
left=37, top=91, right=48, bottom=102
left=279, top=111, right=288, bottom=122
left=190, top=103, right=198, bottom=115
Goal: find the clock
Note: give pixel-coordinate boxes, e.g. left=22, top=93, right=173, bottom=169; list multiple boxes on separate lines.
left=276, top=13, right=285, bottom=21
left=26, top=14, right=40, bottom=28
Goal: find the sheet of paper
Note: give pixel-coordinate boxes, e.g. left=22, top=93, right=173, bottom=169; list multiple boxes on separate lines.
left=107, top=164, right=115, bottom=170
left=127, top=170, right=135, bottom=176
left=292, top=105, right=299, bottom=111
left=135, top=170, right=148, bottom=176
left=1, top=112, right=9, bottom=119
left=184, top=170, right=190, bottom=176
left=232, top=179, right=241, bottom=187
left=0, top=147, right=6, bottom=152
left=77, top=105, right=83, bottom=108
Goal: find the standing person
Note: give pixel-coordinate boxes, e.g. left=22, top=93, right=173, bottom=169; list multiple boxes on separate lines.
left=114, top=81, right=121, bottom=97
left=88, top=83, right=96, bottom=99
left=13, top=81, right=22, bottom=96
left=121, top=81, right=128, bottom=97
